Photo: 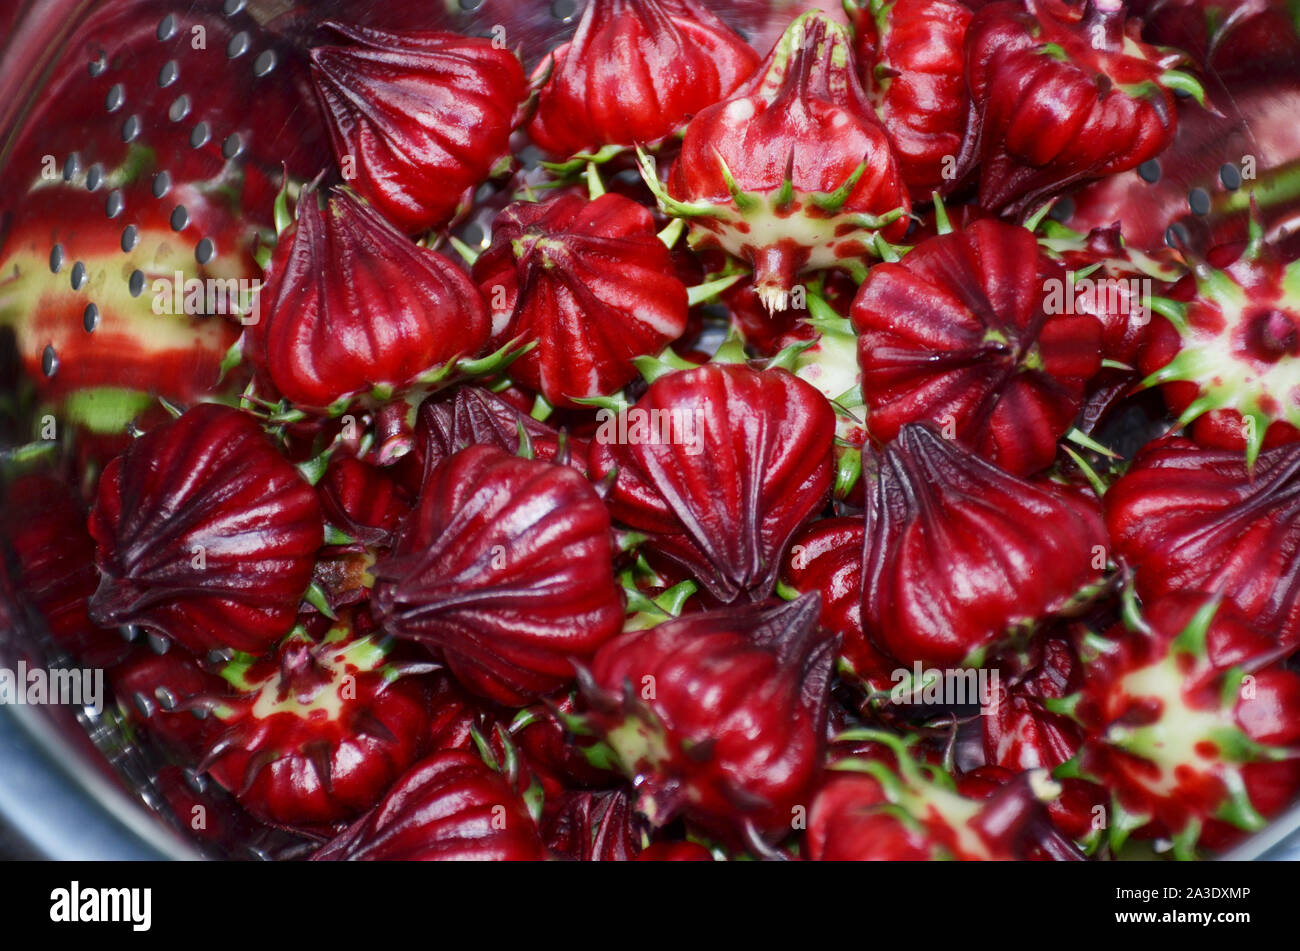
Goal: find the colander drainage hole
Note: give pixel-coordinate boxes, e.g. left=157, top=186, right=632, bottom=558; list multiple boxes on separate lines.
left=70, top=261, right=87, bottom=290
left=83, top=303, right=99, bottom=333
left=152, top=170, right=171, bottom=198
left=252, top=50, right=277, bottom=77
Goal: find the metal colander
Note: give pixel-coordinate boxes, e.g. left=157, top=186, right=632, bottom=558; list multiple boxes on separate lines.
left=1, top=0, right=1299, bottom=860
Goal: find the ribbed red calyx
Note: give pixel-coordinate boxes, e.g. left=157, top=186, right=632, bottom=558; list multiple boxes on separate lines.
left=513, top=694, right=614, bottom=792
left=780, top=517, right=898, bottom=694
left=197, top=620, right=432, bottom=830
left=588, top=363, right=836, bottom=603
left=962, top=0, right=1201, bottom=218
left=544, top=789, right=644, bottom=861
left=580, top=595, right=837, bottom=844
left=316, top=456, right=412, bottom=549
left=1138, top=233, right=1300, bottom=468
left=1132, top=0, right=1300, bottom=79
left=845, top=0, right=974, bottom=199
left=248, top=187, right=490, bottom=413
left=981, top=635, right=1106, bottom=845
left=862, top=424, right=1109, bottom=668
left=373, top=445, right=624, bottom=706
left=111, top=648, right=232, bottom=759
left=1, top=473, right=129, bottom=668
left=1038, top=221, right=1183, bottom=369
left=1105, top=437, right=1300, bottom=649
left=411, top=386, right=589, bottom=481
left=312, top=750, right=545, bottom=860
left=528, top=0, right=759, bottom=158
left=309, top=21, right=526, bottom=234
left=655, top=10, right=911, bottom=312
left=807, top=734, right=1073, bottom=859
left=88, top=404, right=323, bottom=656
left=1071, top=593, right=1300, bottom=856
left=473, top=192, right=689, bottom=408
left=852, top=218, right=1104, bottom=476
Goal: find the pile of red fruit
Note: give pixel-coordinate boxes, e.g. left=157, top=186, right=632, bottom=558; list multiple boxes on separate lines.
left=3, top=0, right=1300, bottom=861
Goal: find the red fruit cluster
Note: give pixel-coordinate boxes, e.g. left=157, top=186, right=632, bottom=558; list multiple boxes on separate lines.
left=6, top=0, right=1300, bottom=864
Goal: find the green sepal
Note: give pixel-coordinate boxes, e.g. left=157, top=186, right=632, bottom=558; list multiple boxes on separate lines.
left=834, top=443, right=863, bottom=499
left=1108, top=797, right=1151, bottom=855
left=322, top=524, right=355, bottom=547
left=687, top=272, right=743, bottom=307
left=303, top=580, right=337, bottom=621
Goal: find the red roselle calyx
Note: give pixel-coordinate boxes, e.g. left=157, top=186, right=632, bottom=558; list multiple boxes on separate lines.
left=1105, top=437, right=1300, bottom=650
left=1069, top=592, right=1300, bottom=857
left=851, top=217, right=1104, bottom=476
left=316, top=456, right=412, bottom=549
left=588, top=362, right=836, bottom=604
left=962, top=0, right=1204, bottom=217
left=411, top=385, right=588, bottom=481
left=111, top=648, right=232, bottom=760
left=981, top=635, right=1107, bottom=846
left=645, top=10, right=911, bottom=312
left=88, top=404, right=323, bottom=656
left=1139, top=227, right=1300, bottom=467
left=373, top=445, right=624, bottom=706
left=472, top=192, right=689, bottom=408
left=528, top=0, right=759, bottom=160
left=578, top=595, right=837, bottom=845
left=845, top=0, right=974, bottom=200
left=313, top=750, right=545, bottom=860
left=199, top=622, right=432, bottom=830
left=249, top=187, right=492, bottom=414
left=309, top=21, right=526, bottom=234
left=862, top=424, right=1109, bottom=668
left=780, top=517, right=898, bottom=695
left=808, top=732, right=1075, bottom=860
left=1, top=473, right=130, bottom=668
left=544, top=788, right=644, bottom=861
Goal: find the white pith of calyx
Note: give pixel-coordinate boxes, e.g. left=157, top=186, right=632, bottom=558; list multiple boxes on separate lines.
left=1108, top=656, right=1237, bottom=799
left=1169, top=279, right=1300, bottom=425
left=246, top=636, right=385, bottom=722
